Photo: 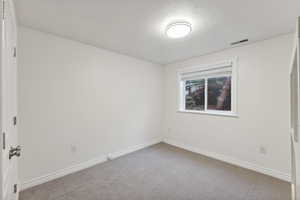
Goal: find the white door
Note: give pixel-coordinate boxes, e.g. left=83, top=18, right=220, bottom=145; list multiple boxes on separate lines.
left=290, top=16, right=300, bottom=200
left=0, top=0, right=19, bottom=200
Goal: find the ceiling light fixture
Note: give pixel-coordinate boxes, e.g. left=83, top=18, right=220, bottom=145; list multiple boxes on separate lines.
left=165, top=21, right=192, bottom=39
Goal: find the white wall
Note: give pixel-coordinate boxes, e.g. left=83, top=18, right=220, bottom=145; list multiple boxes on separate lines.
left=163, top=34, right=294, bottom=179
left=18, top=26, right=294, bottom=186
left=18, top=27, right=164, bottom=185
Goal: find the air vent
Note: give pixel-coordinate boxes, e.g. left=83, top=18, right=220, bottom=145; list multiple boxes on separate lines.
left=231, top=39, right=249, bottom=46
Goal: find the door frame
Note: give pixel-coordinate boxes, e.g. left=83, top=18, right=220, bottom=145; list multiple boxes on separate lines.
left=0, top=0, right=18, bottom=199
left=290, top=16, right=300, bottom=200
left=0, top=0, right=4, bottom=197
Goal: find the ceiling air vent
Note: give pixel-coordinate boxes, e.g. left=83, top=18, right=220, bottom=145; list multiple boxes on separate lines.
left=230, top=39, right=249, bottom=46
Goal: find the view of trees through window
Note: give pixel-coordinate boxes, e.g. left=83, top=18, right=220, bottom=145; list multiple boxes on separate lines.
left=185, top=79, right=205, bottom=110
left=184, top=76, right=231, bottom=111
left=207, top=76, right=231, bottom=111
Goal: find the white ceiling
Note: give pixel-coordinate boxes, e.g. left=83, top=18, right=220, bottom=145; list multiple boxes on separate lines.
left=15, top=0, right=300, bottom=64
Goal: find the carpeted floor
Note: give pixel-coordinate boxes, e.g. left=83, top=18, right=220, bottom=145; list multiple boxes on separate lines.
left=20, top=143, right=291, bottom=200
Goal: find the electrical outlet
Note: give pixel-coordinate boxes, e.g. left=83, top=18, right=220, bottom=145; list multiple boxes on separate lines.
left=259, top=146, right=267, bottom=155
left=71, top=145, right=77, bottom=154
left=107, top=154, right=113, bottom=161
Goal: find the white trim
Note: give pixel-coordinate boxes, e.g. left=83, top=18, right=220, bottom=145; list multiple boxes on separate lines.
left=1, top=0, right=18, bottom=199
left=20, top=155, right=107, bottom=191
left=204, top=78, right=208, bottom=111
left=163, top=139, right=291, bottom=182
left=107, top=139, right=161, bottom=160
left=20, top=139, right=162, bottom=191
left=290, top=17, right=300, bottom=200
left=177, top=59, right=234, bottom=74
left=177, top=110, right=238, bottom=118
left=289, top=36, right=298, bottom=77
left=180, top=68, right=232, bottom=81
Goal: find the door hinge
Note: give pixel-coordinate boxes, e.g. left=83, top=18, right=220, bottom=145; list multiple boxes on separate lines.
left=13, top=47, right=17, bottom=58
left=13, top=116, right=17, bottom=126
left=2, top=132, right=5, bottom=149
left=13, top=184, right=17, bottom=193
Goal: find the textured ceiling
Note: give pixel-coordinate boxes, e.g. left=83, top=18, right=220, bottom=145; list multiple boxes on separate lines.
left=15, top=0, right=300, bottom=64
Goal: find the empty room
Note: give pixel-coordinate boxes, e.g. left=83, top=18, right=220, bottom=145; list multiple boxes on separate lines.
left=1, top=0, right=300, bottom=200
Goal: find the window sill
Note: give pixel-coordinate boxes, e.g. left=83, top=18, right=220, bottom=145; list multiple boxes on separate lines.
left=177, top=110, right=238, bottom=118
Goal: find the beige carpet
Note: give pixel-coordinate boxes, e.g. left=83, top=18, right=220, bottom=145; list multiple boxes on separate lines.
left=20, top=143, right=291, bottom=200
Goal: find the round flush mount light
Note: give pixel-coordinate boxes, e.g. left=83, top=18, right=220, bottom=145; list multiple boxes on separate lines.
left=165, top=21, right=192, bottom=39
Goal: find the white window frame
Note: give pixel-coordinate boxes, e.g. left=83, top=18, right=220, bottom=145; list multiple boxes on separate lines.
left=177, top=58, right=238, bottom=117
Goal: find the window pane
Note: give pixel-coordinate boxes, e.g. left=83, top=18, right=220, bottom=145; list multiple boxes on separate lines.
left=207, top=76, right=231, bottom=111
left=185, top=79, right=205, bottom=111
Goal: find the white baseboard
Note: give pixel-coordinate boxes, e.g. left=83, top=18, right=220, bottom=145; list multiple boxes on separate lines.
left=22, top=138, right=288, bottom=191
left=164, top=138, right=291, bottom=182
left=21, top=138, right=162, bottom=191
left=107, top=138, right=162, bottom=160
left=20, top=155, right=108, bottom=191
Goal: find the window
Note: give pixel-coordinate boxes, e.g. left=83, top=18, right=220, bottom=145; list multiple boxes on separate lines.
left=178, top=59, right=237, bottom=116
left=185, top=79, right=205, bottom=111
